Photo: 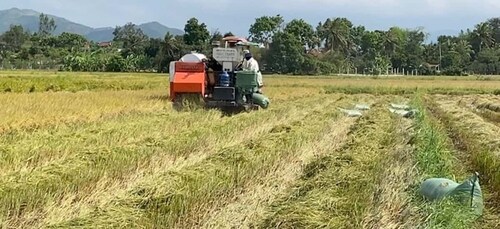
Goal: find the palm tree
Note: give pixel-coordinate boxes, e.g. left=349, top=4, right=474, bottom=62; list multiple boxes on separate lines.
left=454, top=40, right=474, bottom=59
left=161, top=33, right=180, bottom=60
left=321, top=18, right=352, bottom=53
left=382, top=28, right=402, bottom=57
left=315, top=22, right=326, bottom=51
left=486, top=17, right=500, bottom=43
left=154, top=33, right=181, bottom=72
left=451, top=39, right=474, bottom=67
left=472, top=23, right=494, bottom=52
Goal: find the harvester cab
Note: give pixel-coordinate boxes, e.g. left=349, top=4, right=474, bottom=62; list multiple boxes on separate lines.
left=169, top=36, right=269, bottom=113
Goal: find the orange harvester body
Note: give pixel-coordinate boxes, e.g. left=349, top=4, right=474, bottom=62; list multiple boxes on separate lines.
left=170, top=61, right=206, bottom=101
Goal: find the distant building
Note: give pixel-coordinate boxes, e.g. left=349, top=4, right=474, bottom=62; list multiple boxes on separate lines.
left=98, top=41, right=113, bottom=48
left=422, top=62, right=440, bottom=72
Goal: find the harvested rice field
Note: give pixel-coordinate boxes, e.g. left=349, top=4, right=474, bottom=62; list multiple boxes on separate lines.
left=1, top=71, right=499, bottom=228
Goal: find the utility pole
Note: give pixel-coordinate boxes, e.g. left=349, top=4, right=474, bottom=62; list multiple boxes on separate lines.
left=439, top=42, right=442, bottom=71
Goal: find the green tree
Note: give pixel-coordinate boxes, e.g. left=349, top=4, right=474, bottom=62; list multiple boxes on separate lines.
left=0, top=25, right=29, bottom=52
left=151, top=33, right=188, bottom=73
left=38, top=13, right=56, bottom=37
left=471, top=22, right=495, bottom=53
left=350, top=25, right=367, bottom=55
left=183, top=17, right=210, bottom=48
left=249, top=15, right=284, bottom=47
left=360, top=31, right=383, bottom=58
left=2, top=14, right=500, bottom=75
left=223, top=32, right=234, bottom=38
left=381, top=27, right=407, bottom=69
left=144, top=37, right=162, bottom=70
left=106, top=53, right=126, bottom=72
left=383, top=27, right=405, bottom=57
left=454, top=40, right=474, bottom=64
left=211, top=30, right=223, bottom=43
left=284, top=19, right=315, bottom=49
left=318, top=18, right=353, bottom=53
left=402, top=28, right=426, bottom=71
left=162, top=33, right=182, bottom=60
left=113, top=23, right=149, bottom=57
left=264, top=31, right=304, bottom=74
left=422, top=43, right=440, bottom=66
left=144, top=38, right=162, bottom=58
left=56, top=32, right=88, bottom=51
left=469, top=47, right=500, bottom=74
left=486, top=17, right=500, bottom=45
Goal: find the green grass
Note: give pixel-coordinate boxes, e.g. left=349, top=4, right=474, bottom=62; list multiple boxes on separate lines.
left=427, top=97, right=500, bottom=204
left=410, top=93, right=479, bottom=229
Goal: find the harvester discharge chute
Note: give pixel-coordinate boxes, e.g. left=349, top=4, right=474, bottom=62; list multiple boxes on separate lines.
left=168, top=36, right=269, bottom=113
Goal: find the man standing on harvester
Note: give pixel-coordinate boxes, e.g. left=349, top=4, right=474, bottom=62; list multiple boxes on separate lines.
left=241, top=50, right=263, bottom=93
left=169, top=39, right=269, bottom=112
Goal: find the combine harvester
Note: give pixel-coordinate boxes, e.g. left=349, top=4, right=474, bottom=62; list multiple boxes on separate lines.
left=169, top=36, right=270, bottom=113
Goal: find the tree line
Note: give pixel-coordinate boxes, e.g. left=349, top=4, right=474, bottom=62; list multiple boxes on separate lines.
left=1, top=13, right=500, bottom=75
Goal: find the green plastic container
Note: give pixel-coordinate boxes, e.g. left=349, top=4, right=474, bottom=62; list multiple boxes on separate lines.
left=236, top=70, right=259, bottom=94
left=235, top=70, right=269, bottom=109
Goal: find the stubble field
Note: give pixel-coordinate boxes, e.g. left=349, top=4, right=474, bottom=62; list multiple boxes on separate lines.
left=0, top=71, right=499, bottom=229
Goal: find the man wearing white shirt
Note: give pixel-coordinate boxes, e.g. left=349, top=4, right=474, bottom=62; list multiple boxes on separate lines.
left=241, top=50, right=263, bottom=91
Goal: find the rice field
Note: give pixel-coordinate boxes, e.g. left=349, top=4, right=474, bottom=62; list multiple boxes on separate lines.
left=0, top=71, right=499, bottom=228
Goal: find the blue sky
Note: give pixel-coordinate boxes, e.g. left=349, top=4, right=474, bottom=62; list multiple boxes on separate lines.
left=1, top=0, right=499, bottom=41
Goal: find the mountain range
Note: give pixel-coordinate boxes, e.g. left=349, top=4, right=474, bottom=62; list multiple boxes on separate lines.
left=0, top=8, right=184, bottom=42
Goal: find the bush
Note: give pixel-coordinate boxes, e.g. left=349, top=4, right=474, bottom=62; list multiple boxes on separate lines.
left=299, top=56, right=336, bottom=75
left=105, top=55, right=126, bottom=72
left=300, top=56, right=320, bottom=75
left=442, top=67, right=465, bottom=76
